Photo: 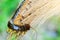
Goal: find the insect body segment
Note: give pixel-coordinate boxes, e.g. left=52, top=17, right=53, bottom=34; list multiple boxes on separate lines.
left=8, top=21, right=30, bottom=32
left=7, top=0, right=33, bottom=40
left=11, top=0, right=32, bottom=26
left=7, top=20, right=30, bottom=40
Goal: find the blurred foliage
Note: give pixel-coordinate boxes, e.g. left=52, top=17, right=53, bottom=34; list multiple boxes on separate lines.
left=51, top=16, right=60, bottom=35
left=49, top=16, right=60, bottom=40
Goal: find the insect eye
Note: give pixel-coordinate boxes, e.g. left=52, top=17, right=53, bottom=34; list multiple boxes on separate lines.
left=8, top=21, right=13, bottom=29
left=24, top=24, right=30, bottom=30
left=13, top=25, right=19, bottom=30
left=8, top=21, right=20, bottom=31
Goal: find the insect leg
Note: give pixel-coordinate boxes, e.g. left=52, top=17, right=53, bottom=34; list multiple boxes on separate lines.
left=7, top=31, right=14, bottom=40
left=15, top=32, right=22, bottom=40
left=7, top=29, right=13, bottom=33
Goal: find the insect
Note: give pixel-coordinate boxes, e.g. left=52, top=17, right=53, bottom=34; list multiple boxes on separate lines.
left=7, top=0, right=37, bottom=40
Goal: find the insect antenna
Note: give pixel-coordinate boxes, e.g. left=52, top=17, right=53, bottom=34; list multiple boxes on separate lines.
left=30, top=27, right=37, bottom=40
